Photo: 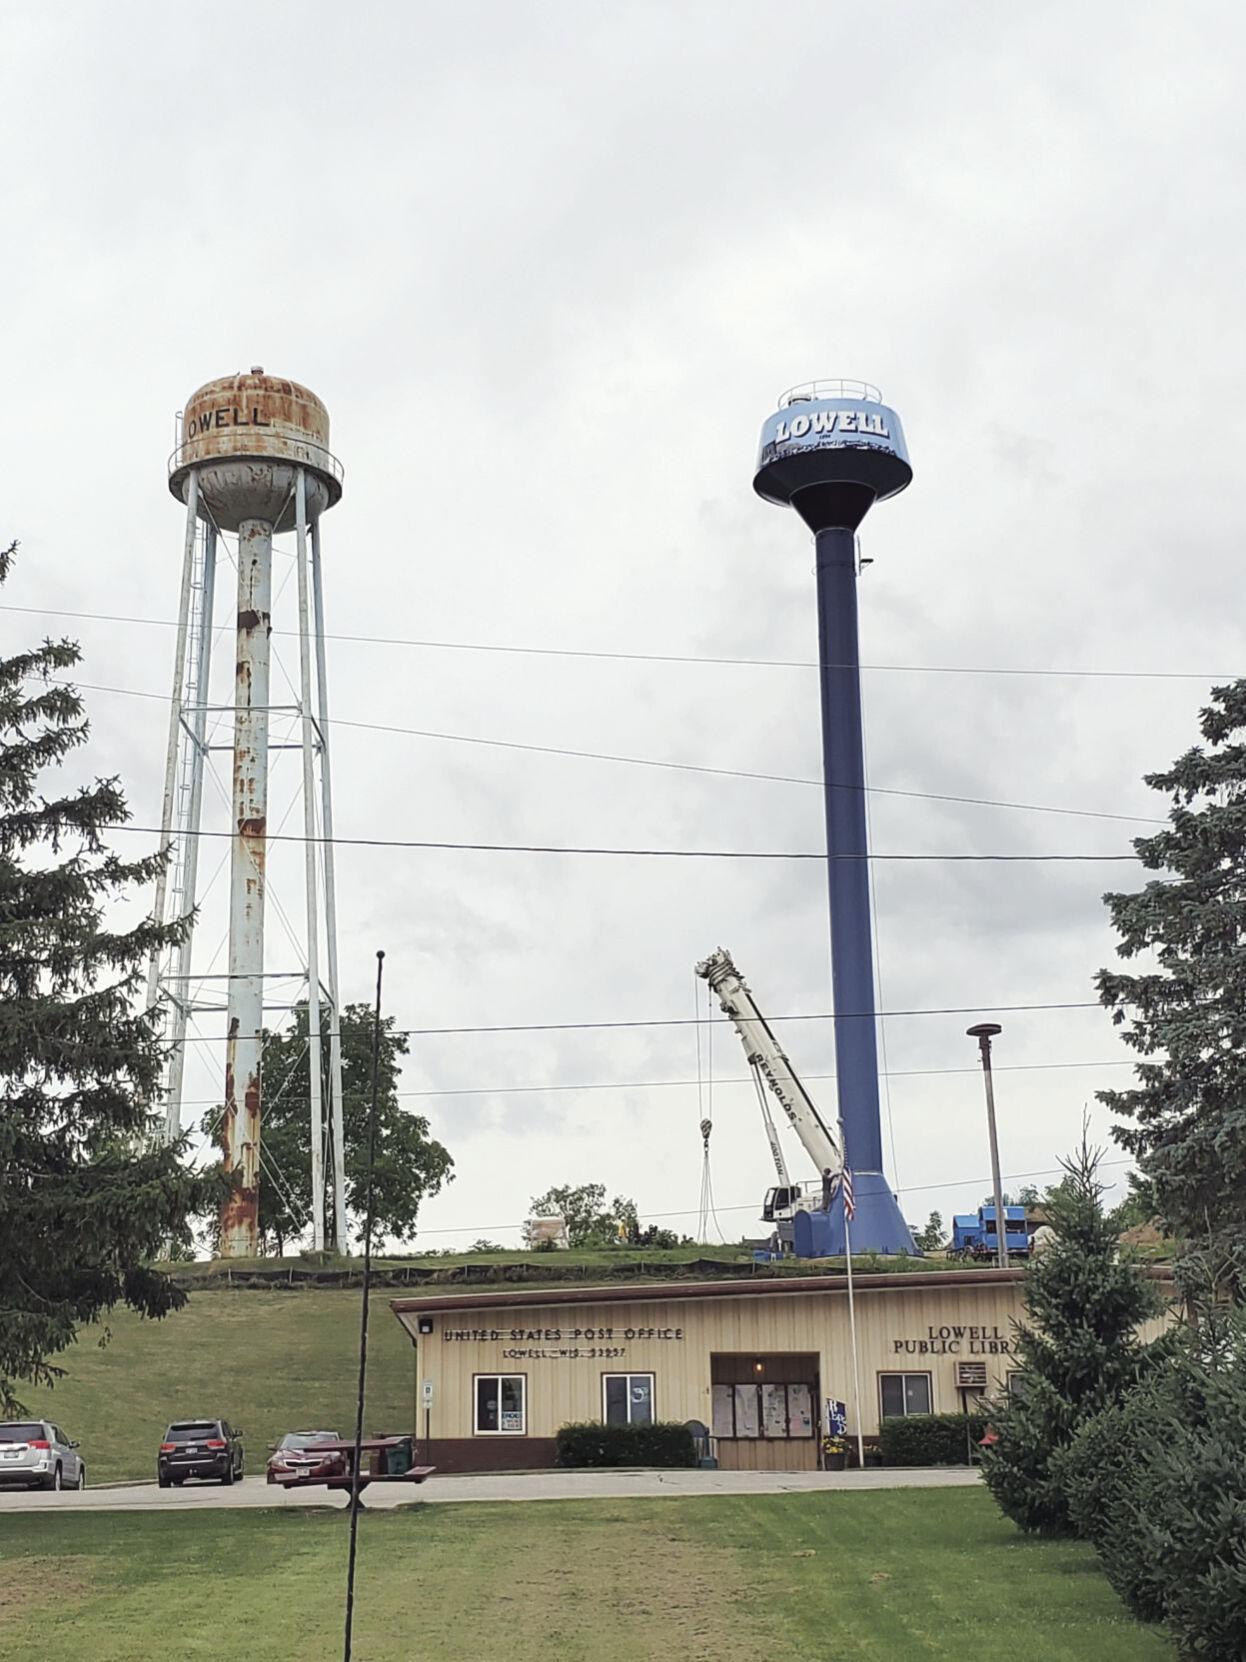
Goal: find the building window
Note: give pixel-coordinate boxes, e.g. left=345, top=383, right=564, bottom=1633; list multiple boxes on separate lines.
left=879, top=1372, right=932, bottom=1419
left=474, top=1374, right=526, bottom=1435
left=711, top=1381, right=814, bottom=1439
left=1007, top=1370, right=1030, bottom=1399
left=603, top=1374, right=654, bottom=1426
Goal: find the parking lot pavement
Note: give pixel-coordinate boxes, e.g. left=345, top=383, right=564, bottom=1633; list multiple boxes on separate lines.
left=0, top=1465, right=982, bottom=1514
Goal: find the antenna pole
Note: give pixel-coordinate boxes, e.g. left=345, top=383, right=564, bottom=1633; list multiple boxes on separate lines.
left=343, top=950, right=385, bottom=1662
left=839, top=1122, right=866, bottom=1469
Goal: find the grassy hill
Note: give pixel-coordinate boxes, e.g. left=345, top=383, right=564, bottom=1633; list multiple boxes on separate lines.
left=16, top=1288, right=413, bottom=1484
left=165, top=1244, right=967, bottom=1292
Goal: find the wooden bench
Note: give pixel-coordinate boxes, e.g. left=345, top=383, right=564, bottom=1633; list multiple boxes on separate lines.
left=274, top=1436, right=435, bottom=1498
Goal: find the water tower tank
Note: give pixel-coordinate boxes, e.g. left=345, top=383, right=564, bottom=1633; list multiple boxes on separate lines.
left=753, top=379, right=911, bottom=532
left=168, top=368, right=343, bottom=533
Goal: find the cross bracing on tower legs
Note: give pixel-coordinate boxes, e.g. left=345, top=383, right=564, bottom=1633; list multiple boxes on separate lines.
left=150, top=391, right=348, bottom=1257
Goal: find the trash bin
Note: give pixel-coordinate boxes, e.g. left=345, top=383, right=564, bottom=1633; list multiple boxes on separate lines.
left=684, top=1419, right=717, bottom=1470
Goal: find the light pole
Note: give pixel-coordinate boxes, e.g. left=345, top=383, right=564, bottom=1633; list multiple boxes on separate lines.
left=967, top=1023, right=1009, bottom=1269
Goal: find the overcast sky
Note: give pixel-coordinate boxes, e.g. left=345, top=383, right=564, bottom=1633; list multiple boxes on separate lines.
left=3, top=1, right=1244, bottom=1249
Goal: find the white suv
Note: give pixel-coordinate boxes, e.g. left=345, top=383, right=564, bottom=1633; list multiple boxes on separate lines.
left=0, top=1420, right=86, bottom=1491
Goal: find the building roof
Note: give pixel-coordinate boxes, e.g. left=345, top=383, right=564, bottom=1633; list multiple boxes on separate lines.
left=389, top=1266, right=1042, bottom=1319
left=390, top=1263, right=1178, bottom=1320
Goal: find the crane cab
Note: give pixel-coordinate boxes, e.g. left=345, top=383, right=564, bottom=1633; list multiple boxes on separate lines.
left=762, top=1181, right=826, bottom=1223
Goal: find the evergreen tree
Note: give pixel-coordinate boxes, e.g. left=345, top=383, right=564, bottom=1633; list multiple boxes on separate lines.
left=0, top=542, right=222, bottom=1413
left=980, top=1136, right=1160, bottom=1535
left=1107, top=1169, right=1157, bottom=1234
left=1098, top=681, right=1246, bottom=1295
left=1059, top=1306, right=1246, bottom=1658
left=256, top=1002, right=453, bottom=1254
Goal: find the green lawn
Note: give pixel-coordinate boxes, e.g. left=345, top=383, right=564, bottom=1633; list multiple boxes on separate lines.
left=168, top=1244, right=970, bottom=1279
left=0, top=1490, right=1166, bottom=1661
left=16, top=1289, right=413, bottom=1483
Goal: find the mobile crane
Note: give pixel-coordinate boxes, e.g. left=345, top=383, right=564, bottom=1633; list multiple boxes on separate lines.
left=696, top=948, right=843, bottom=1250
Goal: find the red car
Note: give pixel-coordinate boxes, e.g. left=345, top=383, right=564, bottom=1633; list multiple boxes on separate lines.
left=266, top=1430, right=346, bottom=1485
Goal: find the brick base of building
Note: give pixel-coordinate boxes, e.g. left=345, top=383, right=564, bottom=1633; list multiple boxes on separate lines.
left=422, top=1437, right=560, bottom=1474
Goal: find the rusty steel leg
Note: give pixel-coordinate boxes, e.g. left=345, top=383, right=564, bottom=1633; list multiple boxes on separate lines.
left=311, top=518, right=348, bottom=1251
left=295, top=468, right=327, bottom=1252
left=146, top=469, right=199, bottom=1020
left=165, top=523, right=216, bottom=1139
left=220, top=516, right=273, bottom=1258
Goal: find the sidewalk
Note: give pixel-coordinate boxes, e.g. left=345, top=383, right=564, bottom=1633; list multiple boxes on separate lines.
left=0, top=1464, right=982, bottom=1514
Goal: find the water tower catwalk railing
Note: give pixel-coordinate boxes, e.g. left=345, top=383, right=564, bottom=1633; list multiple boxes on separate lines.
left=150, top=369, right=347, bottom=1259
left=166, top=435, right=346, bottom=492
left=778, top=378, right=883, bottom=406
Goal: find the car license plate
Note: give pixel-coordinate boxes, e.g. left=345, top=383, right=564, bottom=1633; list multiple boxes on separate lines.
left=2, top=1450, right=20, bottom=1459
left=186, top=1446, right=198, bottom=1453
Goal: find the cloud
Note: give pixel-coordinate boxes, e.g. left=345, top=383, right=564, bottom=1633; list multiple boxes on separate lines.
left=2, top=0, right=1241, bottom=1242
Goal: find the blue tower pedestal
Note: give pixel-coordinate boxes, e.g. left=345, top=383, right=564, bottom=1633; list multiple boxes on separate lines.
left=793, top=1174, right=911, bottom=1258
left=754, top=380, right=917, bottom=1258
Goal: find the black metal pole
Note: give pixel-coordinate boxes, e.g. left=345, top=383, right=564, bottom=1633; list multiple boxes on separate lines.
left=968, top=1022, right=1008, bottom=1269
left=343, top=949, right=385, bottom=1662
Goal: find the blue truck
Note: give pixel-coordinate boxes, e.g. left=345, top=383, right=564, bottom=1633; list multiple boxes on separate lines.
left=951, top=1206, right=1031, bottom=1260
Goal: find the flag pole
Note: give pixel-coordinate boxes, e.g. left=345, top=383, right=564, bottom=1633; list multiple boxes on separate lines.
left=839, top=1124, right=866, bottom=1470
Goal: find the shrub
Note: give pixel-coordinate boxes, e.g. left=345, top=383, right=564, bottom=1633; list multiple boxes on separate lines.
left=878, top=1412, right=989, bottom=1467
left=555, top=1421, right=696, bottom=1468
left=1051, top=1308, right=1246, bottom=1659
left=1054, top=1381, right=1172, bottom=1622
left=1131, top=1314, right=1246, bottom=1660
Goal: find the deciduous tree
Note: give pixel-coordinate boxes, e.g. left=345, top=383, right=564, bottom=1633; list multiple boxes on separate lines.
left=528, top=1182, right=638, bottom=1248
left=256, top=1002, right=453, bottom=1254
left=914, top=1211, right=944, bottom=1251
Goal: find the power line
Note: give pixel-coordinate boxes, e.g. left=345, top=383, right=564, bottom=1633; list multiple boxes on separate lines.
left=52, top=674, right=1166, bottom=827
left=319, top=716, right=1171, bottom=827
left=169, top=999, right=1105, bottom=1046
left=18, top=1151, right=1137, bottom=1209
left=2, top=600, right=1234, bottom=683
left=173, top=1054, right=1134, bottom=1109
left=108, top=821, right=1139, bottom=861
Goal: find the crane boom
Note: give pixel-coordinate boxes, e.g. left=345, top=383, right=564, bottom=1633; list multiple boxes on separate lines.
left=749, top=1063, right=793, bottom=1188
left=696, top=948, right=843, bottom=1182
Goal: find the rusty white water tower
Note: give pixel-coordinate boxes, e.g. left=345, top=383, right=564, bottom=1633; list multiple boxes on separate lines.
left=147, top=369, right=346, bottom=1258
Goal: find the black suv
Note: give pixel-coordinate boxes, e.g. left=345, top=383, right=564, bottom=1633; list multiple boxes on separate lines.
left=158, top=1419, right=244, bottom=1487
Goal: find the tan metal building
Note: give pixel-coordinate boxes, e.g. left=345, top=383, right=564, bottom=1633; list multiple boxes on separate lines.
left=390, top=1267, right=1131, bottom=1473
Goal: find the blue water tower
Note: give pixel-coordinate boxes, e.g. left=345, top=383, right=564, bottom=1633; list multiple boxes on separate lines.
left=755, top=380, right=916, bottom=1257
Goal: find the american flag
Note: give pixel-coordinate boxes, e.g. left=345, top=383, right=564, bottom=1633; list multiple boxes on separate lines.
left=830, top=1167, right=856, bottom=1222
